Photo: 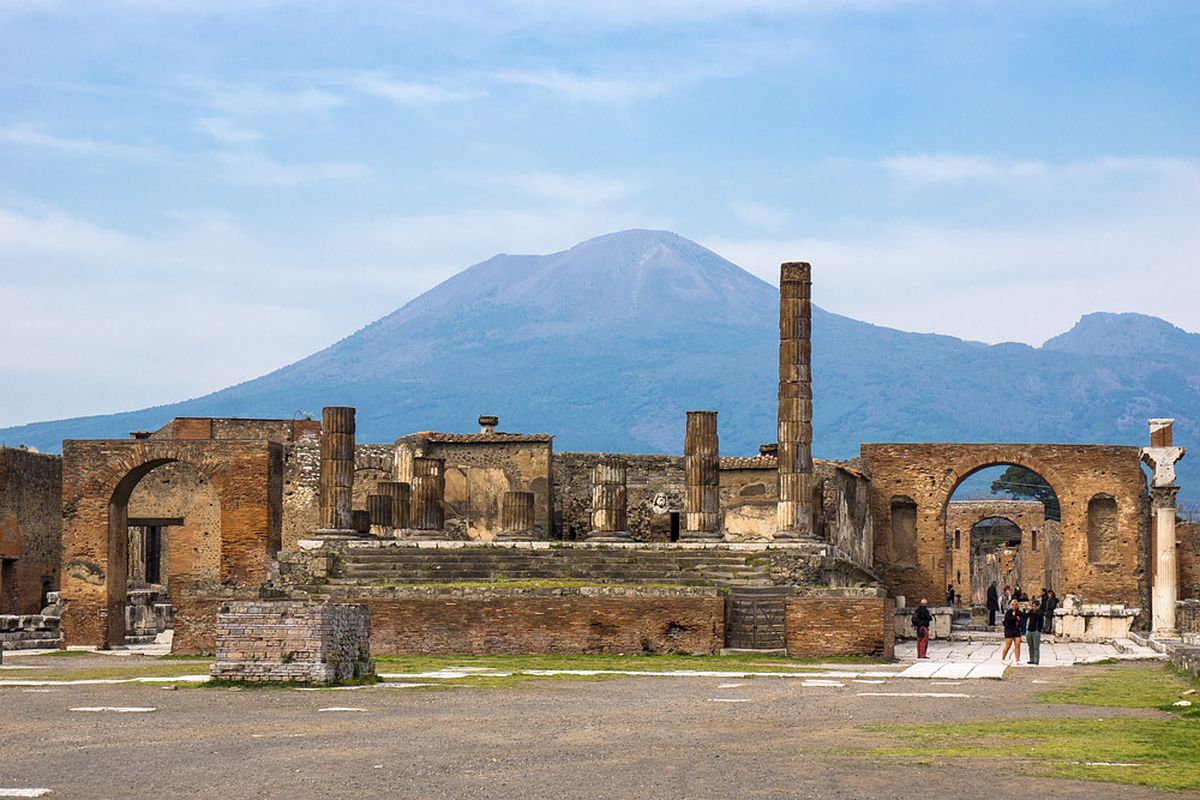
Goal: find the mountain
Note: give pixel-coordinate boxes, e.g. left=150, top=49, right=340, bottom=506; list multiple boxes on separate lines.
left=3, top=229, right=1198, bottom=497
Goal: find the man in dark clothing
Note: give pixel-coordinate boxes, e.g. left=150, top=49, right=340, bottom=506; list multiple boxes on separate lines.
left=1025, top=599, right=1045, bottom=664
left=1044, top=591, right=1059, bottom=636
left=946, top=584, right=956, bottom=608
left=986, top=583, right=999, bottom=627
left=912, top=599, right=933, bottom=659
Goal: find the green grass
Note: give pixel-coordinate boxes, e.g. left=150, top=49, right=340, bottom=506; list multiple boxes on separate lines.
left=0, top=654, right=212, bottom=681
left=25, top=649, right=94, bottom=657
left=204, top=673, right=381, bottom=690
left=371, top=651, right=877, bottom=675
left=860, top=664, right=1200, bottom=791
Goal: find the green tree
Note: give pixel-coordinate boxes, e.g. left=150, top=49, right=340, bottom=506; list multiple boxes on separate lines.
left=990, top=465, right=1061, bottom=520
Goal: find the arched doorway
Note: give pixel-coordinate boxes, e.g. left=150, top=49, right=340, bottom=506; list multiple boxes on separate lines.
left=944, top=463, right=1062, bottom=609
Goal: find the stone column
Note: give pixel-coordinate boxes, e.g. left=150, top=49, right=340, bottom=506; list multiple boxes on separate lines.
left=775, top=262, right=817, bottom=542
left=410, top=457, right=446, bottom=539
left=587, top=460, right=631, bottom=542
left=496, top=490, right=537, bottom=541
left=366, top=494, right=393, bottom=537
left=683, top=410, right=722, bottom=541
left=318, top=406, right=356, bottom=533
left=350, top=509, right=371, bottom=536
left=376, top=481, right=411, bottom=534
left=1141, top=418, right=1186, bottom=637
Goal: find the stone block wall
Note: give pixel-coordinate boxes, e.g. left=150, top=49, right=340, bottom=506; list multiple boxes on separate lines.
left=1179, top=599, right=1200, bottom=635
left=337, top=586, right=725, bottom=655
left=211, top=600, right=373, bottom=684
left=0, top=448, right=62, bottom=615
left=784, top=595, right=895, bottom=659
left=1179, top=521, right=1200, bottom=601
left=554, top=452, right=684, bottom=542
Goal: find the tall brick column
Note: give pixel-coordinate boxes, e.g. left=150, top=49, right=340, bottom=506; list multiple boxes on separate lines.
left=775, top=262, right=817, bottom=543
left=682, top=410, right=722, bottom=541
left=1141, top=418, right=1186, bottom=637
left=410, top=457, right=446, bottom=539
left=587, top=460, right=631, bottom=542
left=496, top=490, right=537, bottom=542
left=318, top=406, right=356, bottom=533
left=376, top=480, right=411, bottom=534
left=366, top=493, right=393, bottom=537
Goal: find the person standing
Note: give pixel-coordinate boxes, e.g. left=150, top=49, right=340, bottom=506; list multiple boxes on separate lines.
left=987, top=583, right=999, bottom=627
left=912, top=598, right=933, bottom=660
left=946, top=583, right=956, bottom=608
left=1025, top=599, right=1045, bottom=665
left=1044, top=590, right=1058, bottom=636
left=1000, top=599, right=1024, bottom=663
left=1000, top=585, right=1012, bottom=612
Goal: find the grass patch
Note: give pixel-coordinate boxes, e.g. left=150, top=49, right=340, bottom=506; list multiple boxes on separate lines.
left=1040, top=663, right=1200, bottom=717
left=371, top=651, right=878, bottom=675
left=23, top=649, right=95, bottom=658
left=205, top=673, right=381, bottom=690
left=0, top=658, right=213, bottom=682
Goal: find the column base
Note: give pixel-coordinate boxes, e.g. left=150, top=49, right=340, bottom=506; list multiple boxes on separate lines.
left=586, top=531, right=634, bottom=543
left=494, top=531, right=539, bottom=542
left=311, top=528, right=370, bottom=541
left=679, top=530, right=724, bottom=543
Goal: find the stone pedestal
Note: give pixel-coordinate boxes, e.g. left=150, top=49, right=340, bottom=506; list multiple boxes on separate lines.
left=377, top=480, right=411, bottom=536
left=410, top=457, right=446, bottom=540
left=587, top=460, right=632, bottom=542
left=496, top=490, right=538, bottom=541
left=366, top=493, right=393, bottom=538
left=682, top=410, right=722, bottom=542
left=317, top=406, right=357, bottom=535
left=775, top=262, right=817, bottom=542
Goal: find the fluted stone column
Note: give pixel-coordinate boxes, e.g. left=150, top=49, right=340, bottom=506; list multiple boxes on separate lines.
left=367, top=494, right=393, bottom=537
left=350, top=509, right=371, bottom=536
left=496, top=490, right=537, bottom=542
left=377, top=480, right=411, bottom=534
left=587, top=460, right=631, bottom=542
left=318, top=406, right=356, bottom=533
left=410, top=457, right=446, bottom=539
left=775, top=262, right=817, bottom=542
left=682, top=410, right=722, bottom=541
left=1141, top=418, right=1186, bottom=637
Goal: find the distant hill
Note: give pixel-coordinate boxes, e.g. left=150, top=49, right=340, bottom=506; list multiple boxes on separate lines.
left=2, top=229, right=1196, bottom=498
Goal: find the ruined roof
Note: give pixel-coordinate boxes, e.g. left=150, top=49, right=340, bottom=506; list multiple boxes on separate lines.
left=397, top=431, right=553, bottom=444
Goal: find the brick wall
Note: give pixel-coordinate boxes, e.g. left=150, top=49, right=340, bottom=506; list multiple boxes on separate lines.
left=345, top=587, right=724, bottom=655
left=1179, top=521, right=1200, bottom=601
left=0, top=448, right=62, bottom=614
left=784, top=595, right=895, bottom=659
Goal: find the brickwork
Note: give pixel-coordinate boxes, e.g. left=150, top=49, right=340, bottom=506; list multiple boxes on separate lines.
left=60, top=438, right=283, bottom=649
left=1179, top=521, right=1200, bottom=600
left=127, top=462, right=221, bottom=596
left=945, top=500, right=1049, bottom=604
left=1179, top=599, right=1200, bottom=635
left=783, top=595, right=895, bottom=659
left=211, top=600, right=373, bottom=684
left=342, top=586, right=725, bottom=655
left=860, top=443, right=1148, bottom=611
left=0, top=448, right=62, bottom=614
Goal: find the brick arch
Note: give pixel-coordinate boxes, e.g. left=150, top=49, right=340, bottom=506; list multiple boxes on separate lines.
left=861, top=443, right=1148, bottom=610
left=61, top=438, right=283, bottom=649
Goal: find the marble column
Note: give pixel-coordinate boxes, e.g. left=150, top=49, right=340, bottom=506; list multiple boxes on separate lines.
left=1141, top=418, right=1186, bottom=637
left=587, top=460, right=631, bottom=542
left=775, top=262, right=816, bottom=542
left=496, top=490, right=537, bottom=542
left=318, top=406, right=356, bottom=533
left=682, top=410, right=722, bottom=541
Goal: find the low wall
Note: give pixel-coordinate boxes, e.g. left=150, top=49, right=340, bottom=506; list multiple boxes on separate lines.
left=1179, top=599, right=1200, bottom=635
left=784, top=595, right=895, bottom=659
left=0, top=613, right=62, bottom=652
left=895, top=606, right=953, bottom=640
left=1170, top=643, right=1200, bottom=679
left=1054, top=604, right=1139, bottom=642
left=329, top=586, right=725, bottom=656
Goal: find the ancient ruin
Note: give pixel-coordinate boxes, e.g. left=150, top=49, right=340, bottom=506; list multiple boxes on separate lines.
left=0, top=261, right=1195, bottom=664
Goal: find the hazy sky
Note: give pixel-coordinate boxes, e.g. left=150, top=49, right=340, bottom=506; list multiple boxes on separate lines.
left=1, top=1, right=1197, bottom=427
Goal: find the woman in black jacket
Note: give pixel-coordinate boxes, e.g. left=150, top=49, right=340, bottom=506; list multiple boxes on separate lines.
left=1000, top=599, right=1024, bottom=664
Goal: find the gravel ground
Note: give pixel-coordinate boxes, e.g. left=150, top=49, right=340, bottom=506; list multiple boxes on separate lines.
left=0, top=660, right=1190, bottom=799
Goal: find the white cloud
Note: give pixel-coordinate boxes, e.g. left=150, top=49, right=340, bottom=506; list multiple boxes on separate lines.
left=210, top=151, right=370, bottom=186
left=0, top=125, right=162, bottom=160
left=883, top=154, right=1048, bottom=183
left=337, top=72, right=484, bottom=106
left=199, top=117, right=263, bottom=144
left=494, top=69, right=668, bottom=104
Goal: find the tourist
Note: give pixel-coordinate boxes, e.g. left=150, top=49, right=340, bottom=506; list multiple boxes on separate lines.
left=1000, top=599, right=1024, bottom=663
left=986, top=583, right=999, bottom=626
left=945, top=583, right=955, bottom=608
left=912, top=598, right=933, bottom=659
left=1044, top=590, right=1058, bottom=635
left=1000, top=585, right=1012, bottom=611
left=1025, top=599, right=1045, bottom=665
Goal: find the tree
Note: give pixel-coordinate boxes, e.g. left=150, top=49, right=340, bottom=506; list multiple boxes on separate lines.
left=990, top=465, right=1060, bottom=520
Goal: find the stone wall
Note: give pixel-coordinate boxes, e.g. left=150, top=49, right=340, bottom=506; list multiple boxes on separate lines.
left=1179, top=599, right=1200, bottom=635
left=281, top=443, right=394, bottom=550
left=554, top=452, right=683, bottom=542
left=1179, top=521, right=1200, bottom=601
left=210, top=600, right=373, bottom=684
left=0, top=448, right=62, bottom=614
left=784, top=595, right=895, bottom=659
left=327, top=585, right=725, bottom=655
left=945, top=500, right=1049, bottom=605
left=127, top=462, right=221, bottom=597
left=860, top=443, right=1148, bottom=611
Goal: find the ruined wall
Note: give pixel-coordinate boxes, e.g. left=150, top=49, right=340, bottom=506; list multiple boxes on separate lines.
left=784, top=595, right=895, bottom=659
left=150, top=417, right=320, bottom=444
left=861, top=443, right=1148, bottom=609
left=349, top=586, right=724, bottom=655
left=280, top=443, right=394, bottom=550
left=127, top=462, right=221, bottom=598
left=554, top=452, right=684, bottom=541
left=1179, top=520, right=1200, bottom=601
left=0, top=448, right=62, bottom=614
left=945, top=500, right=1049, bottom=605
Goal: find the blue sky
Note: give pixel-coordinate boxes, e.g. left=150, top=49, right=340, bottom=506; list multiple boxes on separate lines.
left=1, top=0, right=1197, bottom=426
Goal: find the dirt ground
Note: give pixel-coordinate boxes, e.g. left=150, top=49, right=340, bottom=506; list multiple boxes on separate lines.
left=0, top=657, right=1191, bottom=799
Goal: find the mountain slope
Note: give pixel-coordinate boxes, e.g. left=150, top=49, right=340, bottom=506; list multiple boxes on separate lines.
left=2, top=229, right=1197, bottom=495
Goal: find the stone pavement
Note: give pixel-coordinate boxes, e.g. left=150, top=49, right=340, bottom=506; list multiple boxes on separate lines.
left=897, top=637, right=1163, bottom=667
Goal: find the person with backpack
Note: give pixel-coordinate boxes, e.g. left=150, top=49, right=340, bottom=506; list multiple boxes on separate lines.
left=912, top=598, right=933, bottom=659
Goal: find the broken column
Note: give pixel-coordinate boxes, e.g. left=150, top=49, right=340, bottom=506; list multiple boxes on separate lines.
left=775, top=262, right=817, bottom=542
left=1141, top=418, right=1186, bottom=637
left=587, top=459, right=631, bottom=542
left=366, top=494, right=393, bottom=537
left=410, top=457, right=446, bottom=539
left=682, top=410, right=722, bottom=541
left=318, top=406, right=356, bottom=533
left=496, top=490, right=537, bottom=542
left=376, top=480, right=411, bottom=534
